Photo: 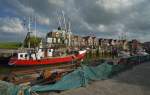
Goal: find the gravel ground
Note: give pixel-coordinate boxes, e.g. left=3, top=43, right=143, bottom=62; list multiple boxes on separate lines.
left=40, top=62, right=150, bottom=95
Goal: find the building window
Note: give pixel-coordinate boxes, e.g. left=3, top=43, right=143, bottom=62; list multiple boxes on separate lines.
left=47, top=38, right=52, bottom=43
left=65, top=39, right=68, bottom=44
left=53, top=38, right=56, bottom=43
left=58, top=38, right=60, bottom=43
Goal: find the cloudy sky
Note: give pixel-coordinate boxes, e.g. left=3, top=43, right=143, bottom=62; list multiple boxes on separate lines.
left=0, top=0, right=150, bottom=42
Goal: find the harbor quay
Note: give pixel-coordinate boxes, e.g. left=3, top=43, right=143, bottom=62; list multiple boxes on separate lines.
left=1, top=0, right=150, bottom=94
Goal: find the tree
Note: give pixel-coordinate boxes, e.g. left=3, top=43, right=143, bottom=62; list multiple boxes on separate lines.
left=24, top=36, right=41, bottom=48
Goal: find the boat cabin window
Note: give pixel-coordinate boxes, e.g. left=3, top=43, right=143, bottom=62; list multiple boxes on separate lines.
left=20, top=54, right=23, bottom=58
left=25, top=54, right=28, bottom=58
left=18, top=53, right=29, bottom=59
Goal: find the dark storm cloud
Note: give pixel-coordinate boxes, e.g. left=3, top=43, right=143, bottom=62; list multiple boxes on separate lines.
left=0, top=0, right=150, bottom=42
left=74, top=0, right=118, bottom=25
left=72, top=0, right=150, bottom=41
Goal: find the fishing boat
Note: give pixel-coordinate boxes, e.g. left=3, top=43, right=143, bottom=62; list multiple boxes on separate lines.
left=8, top=48, right=86, bottom=66
left=8, top=12, right=87, bottom=66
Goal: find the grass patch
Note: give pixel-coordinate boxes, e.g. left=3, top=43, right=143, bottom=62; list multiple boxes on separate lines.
left=0, top=42, right=22, bottom=49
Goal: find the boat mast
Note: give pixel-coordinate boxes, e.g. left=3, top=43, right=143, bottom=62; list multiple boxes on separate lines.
left=27, top=0, right=32, bottom=49
left=34, top=16, right=37, bottom=38
left=28, top=16, right=31, bottom=48
left=68, top=21, right=72, bottom=46
left=57, top=10, right=62, bottom=29
left=57, top=10, right=72, bottom=47
left=62, top=10, right=67, bottom=31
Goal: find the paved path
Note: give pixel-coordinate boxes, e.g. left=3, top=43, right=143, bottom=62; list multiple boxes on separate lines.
left=41, top=62, right=150, bottom=95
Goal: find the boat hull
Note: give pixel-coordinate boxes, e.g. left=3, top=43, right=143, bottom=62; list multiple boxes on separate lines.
left=8, top=52, right=86, bottom=66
